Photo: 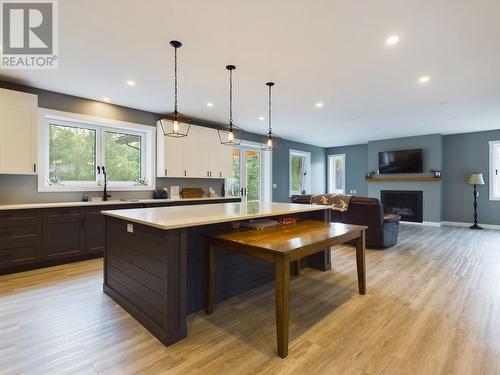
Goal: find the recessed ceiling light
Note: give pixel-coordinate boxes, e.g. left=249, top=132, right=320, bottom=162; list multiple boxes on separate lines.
left=206, top=102, right=213, bottom=107
left=315, top=102, right=324, bottom=108
left=259, top=116, right=265, bottom=121
left=385, top=35, right=399, bottom=46
left=418, top=76, right=430, bottom=84
left=102, top=97, right=111, bottom=102
left=126, top=80, right=136, bottom=86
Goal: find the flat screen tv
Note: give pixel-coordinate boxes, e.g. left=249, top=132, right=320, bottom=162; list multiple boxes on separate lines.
left=378, top=149, right=423, bottom=174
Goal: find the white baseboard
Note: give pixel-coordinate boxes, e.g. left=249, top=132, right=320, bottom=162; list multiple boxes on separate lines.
left=441, top=221, right=500, bottom=230
left=400, top=221, right=442, bottom=227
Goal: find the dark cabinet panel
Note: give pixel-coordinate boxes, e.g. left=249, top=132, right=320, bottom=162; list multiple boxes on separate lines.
left=42, top=208, right=84, bottom=260
left=0, top=209, right=41, bottom=268
left=85, top=204, right=141, bottom=255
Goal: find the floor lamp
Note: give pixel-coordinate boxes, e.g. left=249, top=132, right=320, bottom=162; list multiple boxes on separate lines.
left=466, top=173, right=485, bottom=229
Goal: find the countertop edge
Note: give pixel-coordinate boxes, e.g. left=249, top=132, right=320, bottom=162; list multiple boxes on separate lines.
left=101, top=204, right=330, bottom=231
left=0, top=197, right=239, bottom=211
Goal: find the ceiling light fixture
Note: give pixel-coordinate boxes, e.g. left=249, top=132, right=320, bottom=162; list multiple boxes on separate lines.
left=385, top=35, right=399, bottom=45
left=316, top=102, right=324, bottom=108
left=126, top=80, right=136, bottom=86
left=259, top=82, right=281, bottom=151
left=218, top=65, right=244, bottom=146
left=259, top=116, right=265, bottom=121
left=418, top=76, right=430, bottom=84
left=158, top=40, right=190, bottom=138
left=206, top=102, right=214, bottom=107
left=102, top=97, right=111, bottom=102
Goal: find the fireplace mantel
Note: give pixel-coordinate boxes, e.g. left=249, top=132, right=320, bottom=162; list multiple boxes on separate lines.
left=366, top=177, right=443, bottom=182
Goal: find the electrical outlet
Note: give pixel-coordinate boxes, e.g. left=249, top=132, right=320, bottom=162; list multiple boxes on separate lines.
left=273, top=183, right=277, bottom=188
left=127, top=223, right=134, bottom=233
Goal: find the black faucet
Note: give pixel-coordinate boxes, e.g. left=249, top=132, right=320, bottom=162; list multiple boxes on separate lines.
left=97, top=166, right=111, bottom=201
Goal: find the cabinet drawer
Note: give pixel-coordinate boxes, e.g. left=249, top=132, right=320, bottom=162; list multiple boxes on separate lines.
left=0, top=223, right=39, bottom=248
left=0, top=209, right=38, bottom=225
left=0, top=244, right=41, bottom=269
left=44, top=207, right=83, bottom=218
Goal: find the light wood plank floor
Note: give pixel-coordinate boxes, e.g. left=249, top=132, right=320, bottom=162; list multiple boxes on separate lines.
left=1, top=224, right=499, bottom=375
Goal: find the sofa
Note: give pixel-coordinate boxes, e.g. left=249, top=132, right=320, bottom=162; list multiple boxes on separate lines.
left=291, top=194, right=400, bottom=248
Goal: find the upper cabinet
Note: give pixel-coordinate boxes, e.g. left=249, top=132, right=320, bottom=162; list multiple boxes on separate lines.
left=157, top=124, right=233, bottom=178
left=0, top=89, right=38, bottom=174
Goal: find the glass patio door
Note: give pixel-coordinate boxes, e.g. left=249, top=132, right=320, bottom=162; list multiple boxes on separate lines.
left=227, top=147, right=262, bottom=202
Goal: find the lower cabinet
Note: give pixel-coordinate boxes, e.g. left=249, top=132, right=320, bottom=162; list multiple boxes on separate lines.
left=42, top=208, right=85, bottom=260
left=0, top=209, right=41, bottom=269
left=84, top=204, right=141, bottom=254
left=0, top=199, right=241, bottom=274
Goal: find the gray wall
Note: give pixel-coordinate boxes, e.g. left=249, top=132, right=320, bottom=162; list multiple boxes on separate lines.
left=272, top=139, right=326, bottom=202
left=0, top=81, right=325, bottom=204
left=325, top=144, right=368, bottom=196
left=443, top=130, right=500, bottom=225
left=367, top=134, right=443, bottom=222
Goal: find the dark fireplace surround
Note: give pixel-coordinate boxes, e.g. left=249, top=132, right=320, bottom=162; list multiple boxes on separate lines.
left=381, top=190, right=423, bottom=223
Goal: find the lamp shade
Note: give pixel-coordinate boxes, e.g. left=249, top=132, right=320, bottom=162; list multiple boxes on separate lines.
left=466, top=173, right=485, bottom=185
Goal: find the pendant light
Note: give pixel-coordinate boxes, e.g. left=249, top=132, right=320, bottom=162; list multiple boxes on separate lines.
left=158, top=40, right=190, bottom=138
left=259, top=82, right=281, bottom=151
left=218, top=65, right=244, bottom=146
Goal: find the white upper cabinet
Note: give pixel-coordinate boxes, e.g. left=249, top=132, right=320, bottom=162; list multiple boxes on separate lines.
left=157, top=124, right=233, bottom=178
left=0, top=89, right=38, bottom=174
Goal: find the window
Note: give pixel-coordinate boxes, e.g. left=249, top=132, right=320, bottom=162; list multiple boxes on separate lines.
left=328, top=154, right=345, bottom=194
left=289, top=149, right=311, bottom=196
left=490, top=141, right=500, bottom=200
left=39, top=110, right=155, bottom=192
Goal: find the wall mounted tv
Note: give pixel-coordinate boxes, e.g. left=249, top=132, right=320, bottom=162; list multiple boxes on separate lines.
left=378, top=149, right=423, bottom=174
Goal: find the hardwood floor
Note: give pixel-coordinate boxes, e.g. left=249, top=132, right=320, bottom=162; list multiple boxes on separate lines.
left=1, top=224, right=499, bottom=374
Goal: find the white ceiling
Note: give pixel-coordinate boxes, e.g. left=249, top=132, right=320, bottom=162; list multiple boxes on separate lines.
left=2, top=0, right=500, bottom=147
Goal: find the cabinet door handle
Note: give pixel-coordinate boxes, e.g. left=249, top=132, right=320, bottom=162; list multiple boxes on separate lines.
left=33, top=163, right=37, bottom=173
left=184, top=170, right=187, bottom=176
left=165, top=169, right=168, bottom=176
left=220, top=172, right=222, bottom=178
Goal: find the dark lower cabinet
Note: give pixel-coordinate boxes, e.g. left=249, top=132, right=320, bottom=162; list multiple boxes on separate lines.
left=85, top=204, right=141, bottom=255
left=0, top=209, right=42, bottom=269
left=42, top=208, right=85, bottom=260
left=1, top=198, right=241, bottom=274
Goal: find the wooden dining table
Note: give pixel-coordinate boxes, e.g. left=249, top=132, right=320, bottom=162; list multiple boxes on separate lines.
left=205, top=220, right=367, bottom=358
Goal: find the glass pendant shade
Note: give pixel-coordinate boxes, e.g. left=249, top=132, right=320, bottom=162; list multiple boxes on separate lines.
left=259, top=82, right=281, bottom=151
left=218, top=124, right=245, bottom=146
left=158, top=111, right=190, bottom=138
left=158, top=40, right=190, bottom=138
left=218, top=65, right=244, bottom=146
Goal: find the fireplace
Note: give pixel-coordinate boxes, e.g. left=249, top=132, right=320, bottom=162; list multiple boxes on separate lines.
left=381, top=190, right=423, bottom=223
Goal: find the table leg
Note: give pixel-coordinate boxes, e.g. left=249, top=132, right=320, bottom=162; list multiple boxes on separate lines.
left=356, top=230, right=366, bottom=295
left=205, top=242, right=216, bottom=314
left=275, top=255, right=290, bottom=358
left=292, top=260, right=301, bottom=276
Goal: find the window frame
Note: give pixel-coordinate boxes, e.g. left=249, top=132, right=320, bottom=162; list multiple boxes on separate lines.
left=289, top=149, right=312, bottom=196
left=490, top=140, right=500, bottom=201
left=38, top=109, right=156, bottom=192
left=328, top=153, right=346, bottom=194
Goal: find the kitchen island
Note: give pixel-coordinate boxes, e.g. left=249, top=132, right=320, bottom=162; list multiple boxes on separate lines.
left=102, top=202, right=331, bottom=346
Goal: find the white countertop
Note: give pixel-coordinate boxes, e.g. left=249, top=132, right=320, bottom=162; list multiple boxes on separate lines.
left=101, top=202, right=329, bottom=230
left=0, top=196, right=239, bottom=211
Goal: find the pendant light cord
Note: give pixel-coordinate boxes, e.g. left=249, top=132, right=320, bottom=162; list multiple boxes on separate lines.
left=229, top=68, right=233, bottom=128
left=268, top=84, right=272, bottom=135
left=174, top=46, right=178, bottom=113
